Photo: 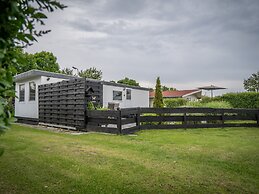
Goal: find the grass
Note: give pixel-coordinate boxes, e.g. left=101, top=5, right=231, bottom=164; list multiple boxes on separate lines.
left=0, top=124, right=258, bottom=194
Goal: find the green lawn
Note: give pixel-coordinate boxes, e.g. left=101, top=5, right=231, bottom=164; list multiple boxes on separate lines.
left=0, top=124, right=258, bottom=194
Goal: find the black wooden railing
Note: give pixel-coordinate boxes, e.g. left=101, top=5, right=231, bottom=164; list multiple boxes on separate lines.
left=86, top=107, right=259, bottom=134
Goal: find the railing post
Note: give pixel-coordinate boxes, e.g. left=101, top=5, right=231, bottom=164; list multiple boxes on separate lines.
left=85, top=110, right=88, bottom=131
left=183, top=107, right=187, bottom=129
left=221, top=109, right=225, bottom=128
left=117, top=109, right=122, bottom=134
left=136, top=107, right=141, bottom=130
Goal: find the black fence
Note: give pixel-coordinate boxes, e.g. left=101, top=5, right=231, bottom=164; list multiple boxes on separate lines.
left=86, top=107, right=259, bottom=134
left=38, top=78, right=102, bottom=129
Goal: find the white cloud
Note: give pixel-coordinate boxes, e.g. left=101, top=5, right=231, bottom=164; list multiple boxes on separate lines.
left=26, top=0, right=259, bottom=94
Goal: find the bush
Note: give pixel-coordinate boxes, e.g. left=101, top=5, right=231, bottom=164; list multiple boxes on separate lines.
left=185, top=101, right=202, bottom=107
left=200, top=96, right=213, bottom=104
left=203, top=101, right=232, bottom=109
left=185, top=100, right=232, bottom=109
left=87, top=101, right=95, bottom=110
left=164, top=98, right=187, bottom=108
left=200, top=96, right=221, bottom=104
left=220, top=92, right=259, bottom=108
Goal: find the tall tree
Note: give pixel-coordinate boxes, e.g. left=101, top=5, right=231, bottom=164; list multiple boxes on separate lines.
left=33, top=51, right=60, bottom=72
left=153, top=77, right=164, bottom=108
left=10, top=48, right=34, bottom=75
left=12, top=49, right=60, bottom=74
left=78, top=67, right=102, bottom=80
left=244, top=71, right=259, bottom=92
left=0, top=0, right=65, bottom=132
left=117, top=77, right=140, bottom=86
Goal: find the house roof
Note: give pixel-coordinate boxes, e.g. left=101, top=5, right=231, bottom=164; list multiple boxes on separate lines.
left=102, top=81, right=150, bottom=91
left=14, top=69, right=150, bottom=91
left=14, top=69, right=77, bottom=82
left=149, top=89, right=201, bottom=98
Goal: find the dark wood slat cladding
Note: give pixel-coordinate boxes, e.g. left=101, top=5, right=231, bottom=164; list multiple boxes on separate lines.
left=87, top=118, right=118, bottom=125
left=87, top=110, right=119, bottom=118
left=141, top=116, right=184, bottom=122
left=121, top=126, right=140, bottom=134
left=16, top=117, right=39, bottom=125
left=121, top=108, right=139, bottom=116
left=121, top=117, right=136, bottom=125
left=39, top=78, right=103, bottom=129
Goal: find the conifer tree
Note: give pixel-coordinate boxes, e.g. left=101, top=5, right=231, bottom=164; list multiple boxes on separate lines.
left=153, top=77, right=164, bottom=108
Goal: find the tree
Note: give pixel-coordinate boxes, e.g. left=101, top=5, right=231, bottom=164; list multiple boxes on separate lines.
left=0, top=0, right=65, bottom=132
left=244, top=71, right=259, bottom=92
left=78, top=67, right=102, bottom=80
left=12, top=49, right=60, bottom=74
left=161, top=85, right=177, bottom=91
left=32, top=51, right=60, bottom=72
left=9, top=48, right=32, bottom=75
left=59, top=68, right=74, bottom=75
left=117, top=77, right=140, bottom=86
left=153, top=77, right=164, bottom=108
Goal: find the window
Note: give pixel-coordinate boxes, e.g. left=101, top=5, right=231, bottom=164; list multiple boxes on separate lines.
left=126, top=89, right=131, bottom=100
left=113, top=91, right=122, bottom=100
left=29, top=82, right=36, bottom=101
left=19, top=84, right=25, bottom=102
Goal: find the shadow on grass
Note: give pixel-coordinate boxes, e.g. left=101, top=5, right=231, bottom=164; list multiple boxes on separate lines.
left=0, top=147, right=4, bottom=157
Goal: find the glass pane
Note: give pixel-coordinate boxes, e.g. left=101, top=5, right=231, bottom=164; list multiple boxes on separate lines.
left=113, top=91, right=122, bottom=100
left=29, top=82, right=36, bottom=101
left=19, top=84, right=25, bottom=102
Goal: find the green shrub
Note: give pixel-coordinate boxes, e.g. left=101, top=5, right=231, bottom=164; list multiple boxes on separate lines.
left=220, top=92, right=259, bottom=108
left=96, top=107, right=109, bottom=111
left=203, top=101, right=232, bottom=109
left=185, top=101, right=202, bottom=107
left=185, top=100, right=232, bottom=109
left=200, top=96, right=213, bottom=104
left=200, top=96, right=221, bottom=104
left=87, top=101, right=95, bottom=110
left=164, top=98, right=187, bottom=108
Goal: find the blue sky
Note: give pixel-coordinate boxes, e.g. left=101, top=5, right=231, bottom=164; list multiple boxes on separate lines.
left=26, top=0, right=259, bottom=96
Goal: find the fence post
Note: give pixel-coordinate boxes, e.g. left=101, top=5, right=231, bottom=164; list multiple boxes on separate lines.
left=85, top=110, right=88, bottom=131
left=257, top=110, right=259, bottom=127
left=136, top=107, right=141, bottom=130
left=183, top=107, right=187, bottom=129
left=117, top=109, right=122, bottom=134
left=221, top=110, right=225, bottom=128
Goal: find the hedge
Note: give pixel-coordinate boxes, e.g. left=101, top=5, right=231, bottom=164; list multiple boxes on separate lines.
left=220, top=92, right=259, bottom=108
left=185, top=101, right=232, bottom=109
left=164, top=98, right=187, bottom=108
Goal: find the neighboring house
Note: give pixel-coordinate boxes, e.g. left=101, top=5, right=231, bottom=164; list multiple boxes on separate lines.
left=14, top=70, right=149, bottom=121
left=149, top=89, right=202, bottom=107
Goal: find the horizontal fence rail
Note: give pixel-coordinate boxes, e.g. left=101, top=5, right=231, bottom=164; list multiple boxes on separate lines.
left=86, top=107, right=259, bottom=134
